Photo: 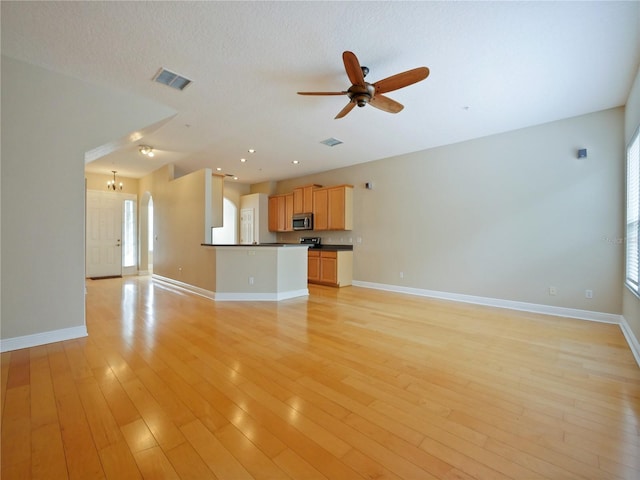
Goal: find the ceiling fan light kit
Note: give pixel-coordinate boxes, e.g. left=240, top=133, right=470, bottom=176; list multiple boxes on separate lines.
left=139, top=145, right=155, bottom=157
left=298, top=51, right=429, bottom=119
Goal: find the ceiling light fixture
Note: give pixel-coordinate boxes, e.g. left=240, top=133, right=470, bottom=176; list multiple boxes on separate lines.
left=107, top=170, right=123, bottom=191
left=292, top=160, right=300, bottom=165
left=248, top=149, right=256, bottom=153
left=240, top=158, right=246, bottom=163
left=139, top=145, right=155, bottom=157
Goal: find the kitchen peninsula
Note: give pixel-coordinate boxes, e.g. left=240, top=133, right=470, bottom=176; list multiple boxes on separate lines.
left=200, top=243, right=309, bottom=301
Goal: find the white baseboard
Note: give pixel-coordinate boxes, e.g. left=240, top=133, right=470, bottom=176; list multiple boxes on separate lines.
left=0, top=325, right=88, bottom=353
left=152, top=275, right=308, bottom=302
left=620, top=315, right=640, bottom=367
left=353, top=280, right=639, bottom=367
left=213, top=289, right=309, bottom=301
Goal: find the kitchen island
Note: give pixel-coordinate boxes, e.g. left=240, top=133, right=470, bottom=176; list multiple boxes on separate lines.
left=200, top=244, right=309, bottom=301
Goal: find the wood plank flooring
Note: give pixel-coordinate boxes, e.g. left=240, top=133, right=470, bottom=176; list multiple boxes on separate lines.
left=2, top=275, right=639, bottom=479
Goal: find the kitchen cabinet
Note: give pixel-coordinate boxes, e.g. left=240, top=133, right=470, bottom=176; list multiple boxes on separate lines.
left=308, top=250, right=320, bottom=282
left=312, top=185, right=353, bottom=231
left=268, top=195, right=280, bottom=232
left=268, top=193, right=294, bottom=232
left=285, top=194, right=293, bottom=231
left=307, top=249, right=353, bottom=287
left=293, top=184, right=321, bottom=214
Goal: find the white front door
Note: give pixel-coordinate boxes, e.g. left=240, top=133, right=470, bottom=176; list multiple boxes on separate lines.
left=240, top=208, right=254, bottom=244
left=86, top=190, right=123, bottom=278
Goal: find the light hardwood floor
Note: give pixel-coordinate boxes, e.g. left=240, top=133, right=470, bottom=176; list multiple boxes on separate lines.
left=2, top=275, right=639, bottom=479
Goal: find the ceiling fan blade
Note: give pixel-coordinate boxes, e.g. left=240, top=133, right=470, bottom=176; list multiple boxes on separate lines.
left=343, top=51, right=365, bottom=87
left=374, top=67, right=430, bottom=95
left=297, top=91, right=347, bottom=96
left=369, top=94, right=404, bottom=114
left=335, top=101, right=356, bottom=119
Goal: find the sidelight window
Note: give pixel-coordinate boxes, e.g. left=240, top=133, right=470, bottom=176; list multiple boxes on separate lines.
left=626, top=127, right=640, bottom=296
left=123, top=199, right=137, bottom=268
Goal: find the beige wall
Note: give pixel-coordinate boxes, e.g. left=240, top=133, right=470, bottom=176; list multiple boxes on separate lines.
left=139, top=165, right=218, bottom=291
left=624, top=64, right=640, bottom=341
left=1, top=55, right=174, bottom=343
left=274, top=108, right=625, bottom=315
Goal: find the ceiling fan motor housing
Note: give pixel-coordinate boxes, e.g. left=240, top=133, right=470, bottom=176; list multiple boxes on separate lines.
left=347, top=83, right=375, bottom=107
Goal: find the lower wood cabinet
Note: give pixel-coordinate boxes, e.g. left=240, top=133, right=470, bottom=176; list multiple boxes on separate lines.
left=307, top=250, right=353, bottom=287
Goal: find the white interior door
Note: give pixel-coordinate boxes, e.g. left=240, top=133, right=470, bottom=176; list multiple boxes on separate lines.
left=240, top=208, right=254, bottom=244
left=86, top=190, right=123, bottom=278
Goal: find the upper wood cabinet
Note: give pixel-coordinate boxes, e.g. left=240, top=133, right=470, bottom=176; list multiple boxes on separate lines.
left=284, top=193, right=293, bottom=231
left=313, top=185, right=353, bottom=231
left=268, top=193, right=294, bottom=232
left=293, top=184, right=322, bottom=214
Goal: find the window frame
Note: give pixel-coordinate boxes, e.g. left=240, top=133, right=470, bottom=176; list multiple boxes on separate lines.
left=626, top=126, right=640, bottom=297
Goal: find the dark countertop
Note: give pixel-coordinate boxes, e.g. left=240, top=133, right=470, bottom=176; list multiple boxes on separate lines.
left=307, top=244, right=353, bottom=251
left=201, top=243, right=308, bottom=247
left=201, top=243, right=353, bottom=251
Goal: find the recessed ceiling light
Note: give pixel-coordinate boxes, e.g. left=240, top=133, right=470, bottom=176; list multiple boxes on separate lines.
left=216, top=167, right=222, bottom=171
left=240, top=158, right=246, bottom=163
left=292, top=160, right=300, bottom=165
left=233, top=176, right=238, bottom=180
left=248, top=149, right=256, bottom=153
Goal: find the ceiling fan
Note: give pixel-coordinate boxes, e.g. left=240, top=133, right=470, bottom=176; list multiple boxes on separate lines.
left=298, top=51, right=430, bottom=119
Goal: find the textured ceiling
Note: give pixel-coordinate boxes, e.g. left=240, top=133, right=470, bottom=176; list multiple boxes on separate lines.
left=2, top=1, right=639, bottom=184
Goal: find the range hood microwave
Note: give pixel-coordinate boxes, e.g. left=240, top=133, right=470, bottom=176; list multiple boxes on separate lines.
left=292, top=213, right=313, bottom=231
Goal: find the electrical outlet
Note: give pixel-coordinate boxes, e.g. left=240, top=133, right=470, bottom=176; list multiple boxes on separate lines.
left=249, top=276, right=254, bottom=285
left=549, top=286, right=557, bottom=296
left=585, top=289, right=593, bottom=299
left=400, top=271, right=404, bottom=279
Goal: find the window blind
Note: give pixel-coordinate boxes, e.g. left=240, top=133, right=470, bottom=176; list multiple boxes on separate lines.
left=626, top=128, right=640, bottom=295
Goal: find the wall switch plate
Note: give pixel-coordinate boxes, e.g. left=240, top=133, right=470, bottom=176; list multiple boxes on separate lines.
left=585, top=289, right=593, bottom=299
left=549, top=286, right=557, bottom=296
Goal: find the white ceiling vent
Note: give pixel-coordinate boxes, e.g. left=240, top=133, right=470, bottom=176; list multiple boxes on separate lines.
left=152, top=68, right=192, bottom=91
left=320, top=137, right=343, bottom=147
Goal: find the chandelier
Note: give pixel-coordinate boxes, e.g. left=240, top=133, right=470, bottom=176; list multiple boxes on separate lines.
left=107, top=170, right=123, bottom=191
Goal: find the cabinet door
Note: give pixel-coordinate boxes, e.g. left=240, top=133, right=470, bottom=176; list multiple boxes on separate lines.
left=268, top=196, right=278, bottom=232
left=293, top=188, right=304, bottom=214
left=302, top=186, right=315, bottom=213
left=313, top=188, right=328, bottom=230
left=284, top=194, right=294, bottom=231
left=327, top=187, right=345, bottom=230
left=277, top=196, right=287, bottom=231
left=320, top=251, right=338, bottom=284
left=307, top=250, right=320, bottom=282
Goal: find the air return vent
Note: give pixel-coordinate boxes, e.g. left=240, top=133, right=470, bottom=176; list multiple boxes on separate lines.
left=152, top=68, right=192, bottom=91
left=320, top=137, right=343, bottom=147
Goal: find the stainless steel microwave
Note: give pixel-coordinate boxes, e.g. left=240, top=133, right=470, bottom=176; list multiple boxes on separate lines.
left=292, top=213, right=313, bottom=231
